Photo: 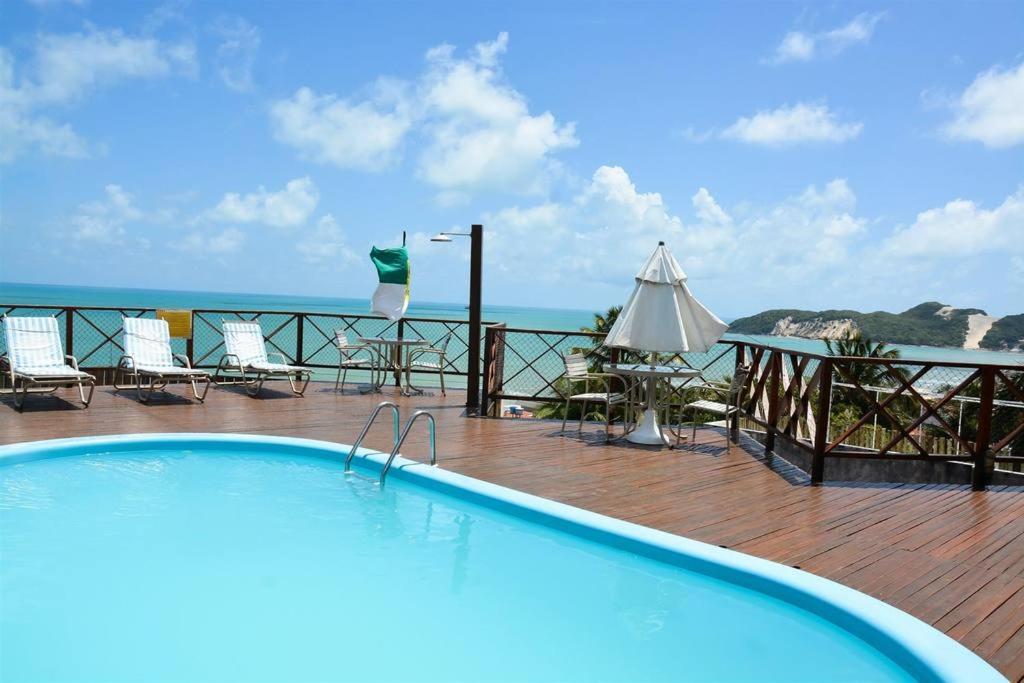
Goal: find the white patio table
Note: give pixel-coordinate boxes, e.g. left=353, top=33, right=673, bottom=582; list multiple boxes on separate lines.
left=358, top=337, right=429, bottom=396
left=604, top=363, right=700, bottom=446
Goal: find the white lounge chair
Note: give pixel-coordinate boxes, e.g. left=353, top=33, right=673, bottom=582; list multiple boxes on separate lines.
left=216, top=320, right=311, bottom=397
left=1, top=316, right=95, bottom=411
left=114, top=317, right=210, bottom=403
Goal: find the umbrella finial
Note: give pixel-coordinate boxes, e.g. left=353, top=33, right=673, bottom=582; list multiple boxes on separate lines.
left=658, top=241, right=665, bottom=246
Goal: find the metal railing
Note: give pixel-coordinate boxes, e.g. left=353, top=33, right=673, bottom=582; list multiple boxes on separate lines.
left=0, top=304, right=491, bottom=388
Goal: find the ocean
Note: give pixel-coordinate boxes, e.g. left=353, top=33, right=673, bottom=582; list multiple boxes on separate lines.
left=1, top=281, right=1021, bottom=366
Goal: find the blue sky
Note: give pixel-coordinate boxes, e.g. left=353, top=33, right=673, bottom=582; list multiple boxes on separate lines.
left=1, top=0, right=1022, bottom=318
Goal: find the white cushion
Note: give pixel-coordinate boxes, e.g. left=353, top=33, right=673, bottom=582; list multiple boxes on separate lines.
left=135, top=364, right=208, bottom=376
left=223, top=321, right=269, bottom=366
left=122, top=317, right=175, bottom=368
left=248, top=361, right=308, bottom=373
left=14, top=365, right=91, bottom=378
left=3, top=317, right=65, bottom=369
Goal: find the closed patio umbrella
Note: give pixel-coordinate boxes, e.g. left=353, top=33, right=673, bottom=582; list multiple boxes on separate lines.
left=604, top=241, right=728, bottom=445
left=605, top=242, right=727, bottom=354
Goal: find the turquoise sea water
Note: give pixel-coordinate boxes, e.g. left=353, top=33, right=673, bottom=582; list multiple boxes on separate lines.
left=1, top=444, right=917, bottom=682
left=1, top=281, right=1020, bottom=366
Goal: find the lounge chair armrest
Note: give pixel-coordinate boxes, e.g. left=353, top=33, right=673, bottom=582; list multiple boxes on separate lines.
left=65, top=354, right=82, bottom=370
left=218, top=353, right=243, bottom=369
left=118, top=354, right=136, bottom=370
left=173, top=353, right=193, bottom=368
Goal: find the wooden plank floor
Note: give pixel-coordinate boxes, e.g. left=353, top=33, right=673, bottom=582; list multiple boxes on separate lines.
left=3, top=382, right=1024, bottom=681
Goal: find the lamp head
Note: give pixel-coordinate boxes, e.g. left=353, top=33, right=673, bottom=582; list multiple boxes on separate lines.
left=430, top=233, right=453, bottom=243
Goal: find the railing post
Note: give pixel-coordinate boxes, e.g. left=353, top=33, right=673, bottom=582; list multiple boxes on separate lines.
left=295, top=313, right=304, bottom=364
left=765, top=352, right=782, bottom=456
left=972, top=367, right=996, bottom=491
left=731, top=342, right=745, bottom=441
left=481, top=325, right=494, bottom=417
left=65, top=307, right=74, bottom=358
left=811, top=358, right=833, bottom=485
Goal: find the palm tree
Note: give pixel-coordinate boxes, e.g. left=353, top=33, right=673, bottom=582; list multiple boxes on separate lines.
left=825, top=331, right=910, bottom=430
left=824, top=332, right=903, bottom=388
left=582, top=306, right=621, bottom=336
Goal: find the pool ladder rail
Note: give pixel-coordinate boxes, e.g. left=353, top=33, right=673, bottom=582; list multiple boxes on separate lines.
left=344, top=401, right=437, bottom=487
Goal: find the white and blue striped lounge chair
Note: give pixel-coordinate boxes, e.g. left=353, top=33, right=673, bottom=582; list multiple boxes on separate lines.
left=114, top=317, right=210, bottom=403
left=1, top=316, right=95, bottom=411
left=215, top=320, right=311, bottom=397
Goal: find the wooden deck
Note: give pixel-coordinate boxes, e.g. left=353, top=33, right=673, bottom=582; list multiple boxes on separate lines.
left=3, top=382, right=1024, bottom=681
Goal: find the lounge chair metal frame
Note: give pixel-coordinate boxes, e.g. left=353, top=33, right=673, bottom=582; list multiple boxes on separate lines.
left=113, top=317, right=211, bottom=404
left=214, top=320, right=311, bottom=397
left=1, top=316, right=95, bottom=411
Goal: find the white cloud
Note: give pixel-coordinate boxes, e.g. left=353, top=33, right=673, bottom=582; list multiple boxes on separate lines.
left=207, top=177, right=319, bottom=228
left=70, top=184, right=144, bottom=243
left=424, top=166, right=865, bottom=298
left=269, top=32, right=578, bottom=197
left=0, top=28, right=197, bottom=162
left=213, top=16, right=261, bottom=93
left=175, top=228, right=245, bottom=255
left=721, top=102, right=862, bottom=145
left=940, top=61, right=1024, bottom=148
left=415, top=32, right=578, bottom=196
left=296, top=214, right=359, bottom=265
left=882, top=187, right=1024, bottom=257
left=768, top=13, right=885, bottom=64
left=269, top=84, right=412, bottom=171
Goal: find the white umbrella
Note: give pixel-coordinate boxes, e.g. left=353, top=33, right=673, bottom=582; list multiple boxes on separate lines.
left=604, top=241, right=728, bottom=446
left=605, top=241, right=727, bottom=354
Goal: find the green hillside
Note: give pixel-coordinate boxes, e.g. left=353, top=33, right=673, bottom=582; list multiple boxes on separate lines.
left=728, top=302, right=987, bottom=348
left=981, top=315, right=1024, bottom=351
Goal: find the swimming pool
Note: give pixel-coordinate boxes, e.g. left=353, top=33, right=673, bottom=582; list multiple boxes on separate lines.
left=0, top=434, right=1005, bottom=682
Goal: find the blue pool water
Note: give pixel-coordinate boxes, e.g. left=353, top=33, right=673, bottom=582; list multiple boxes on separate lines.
left=0, top=436, right=1004, bottom=682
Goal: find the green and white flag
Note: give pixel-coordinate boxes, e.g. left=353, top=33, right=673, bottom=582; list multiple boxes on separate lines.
left=370, top=245, right=410, bottom=321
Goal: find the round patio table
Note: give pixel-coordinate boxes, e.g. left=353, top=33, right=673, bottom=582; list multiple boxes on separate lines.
left=358, top=337, right=429, bottom=396
left=604, top=363, right=700, bottom=445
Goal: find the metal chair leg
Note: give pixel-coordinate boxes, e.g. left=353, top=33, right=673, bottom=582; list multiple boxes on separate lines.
left=578, top=400, right=588, bottom=432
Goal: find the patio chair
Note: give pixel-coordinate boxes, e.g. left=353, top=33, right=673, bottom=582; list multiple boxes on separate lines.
left=215, top=320, right=311, bottom=397
left=334, top=331, right=374, bottom=392
left=675, top=365, right=751, bottom=451
left=114, top=317, right=210, bottom=403
left=1, top=316, right=95, bottom=411
left=407, top=331, right=453, bottom=395
left=558, top=353, right=629, bottom=441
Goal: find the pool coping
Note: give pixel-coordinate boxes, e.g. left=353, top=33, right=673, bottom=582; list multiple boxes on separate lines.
left=0, top=432, right=1008, bottom=683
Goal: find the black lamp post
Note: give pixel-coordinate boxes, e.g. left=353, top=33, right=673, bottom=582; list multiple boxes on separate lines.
left=430, top=224, right=483, bottom=413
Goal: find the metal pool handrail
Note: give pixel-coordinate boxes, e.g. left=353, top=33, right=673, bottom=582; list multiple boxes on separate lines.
left=344, top=401, right=400, bottom=472
left=380, top=410, right=437, bottom=487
